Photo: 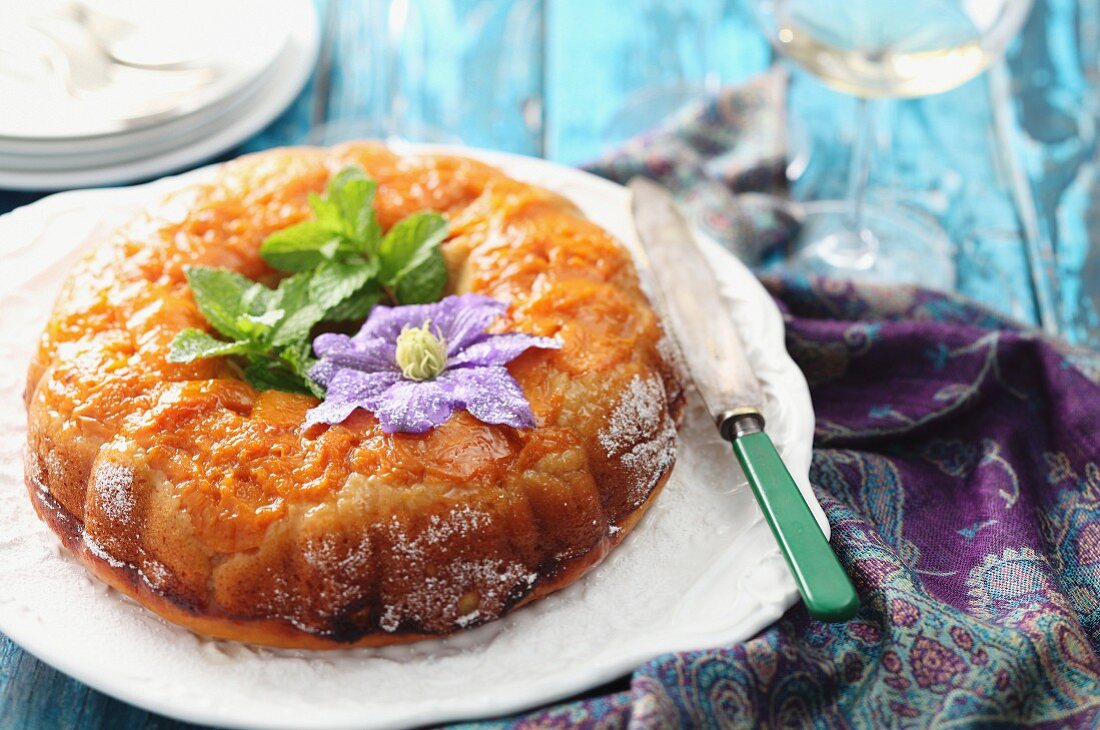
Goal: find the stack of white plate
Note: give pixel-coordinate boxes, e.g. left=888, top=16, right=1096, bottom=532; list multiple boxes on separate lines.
left=0, top=0, right=318, bottom=191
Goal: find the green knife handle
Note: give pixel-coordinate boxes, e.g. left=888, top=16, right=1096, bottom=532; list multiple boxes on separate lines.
left=732, top=432, right=860, bottom=623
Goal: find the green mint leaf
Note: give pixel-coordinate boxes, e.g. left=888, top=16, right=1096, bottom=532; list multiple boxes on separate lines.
left=326, top=167, right=379, bottom=243
left=271, top=166, right=380, bottom=270
left=269, top=272, right=312, bottom=315
left=261, top=220, right=341, bottom=273
left=376, top=212, right=448, bottom=285
left=234, top=309, right=281, bottom=340
left=336, top=179, right=378, bottom=243
left=243, top=361, right=315, bottom=396
left=167, top=329, right=253, bottom=363
left=326, top=165, right=367, bottom=195
left=240, top=281, right=274, bottom=316
left=308, top=191, right=342, bottom=232
left=308, top=260, right=377, bottom=312
left=267, top=273, right=325, bottom=347
left=184, top=266, right=254, bottom=339
left=304, top=378, right=326, bottom=399
left=361, top=211, right=383, bottom=255
left=243, top=309, right=283, bottom=327
left=280, top=340, right=316, bottom=375
left=271, top=304, right=325, bottom=347
left=280, top=342, right=325, bottom=397
left=394, top=245, right=447, bottom=304
left=323, top=284, right=382, bottom=321
left=375, top=211, right=448, bottom=304
left=318, top=238, right=343, bottom=260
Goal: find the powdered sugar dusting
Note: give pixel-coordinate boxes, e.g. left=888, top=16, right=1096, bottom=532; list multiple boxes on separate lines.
left=598, top=374, right=664, bottom=457
left=83, top=534, right=125, bottom=568
left=302, top=532, right=373, bottom=620
left=379, top=604, right=401, bottom=633
left=43, top=451, right=63, bottom=493
left=656, top=333, right=688, bottom=382
left=598, top=374, right=677, bottom=506
left=139, top=559, right=170, bottom=588
left=303, top=533, right=372, bottom=577
left=455, top=610, right=482, bottom=628
left=622, top=412, right=677, bottom=506
left=93, top=462, right=134, bottom=522
left=301, top=533, right=340, bottom=569
left=394, top=505, right=493, bottom=549
left=380, top=507, right=538, bottom=632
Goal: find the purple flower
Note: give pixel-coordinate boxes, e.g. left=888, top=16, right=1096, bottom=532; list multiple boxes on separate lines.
left=305, top=294, right=560, bottom=434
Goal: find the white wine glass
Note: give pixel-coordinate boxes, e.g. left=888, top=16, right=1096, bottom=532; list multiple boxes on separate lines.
left=748, top=0, right=1034, bottom=289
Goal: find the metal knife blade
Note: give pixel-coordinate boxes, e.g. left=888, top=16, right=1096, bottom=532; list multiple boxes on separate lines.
left=628, top=177, right=765, bottom=431
left=629, top=177, right=860, bottom=623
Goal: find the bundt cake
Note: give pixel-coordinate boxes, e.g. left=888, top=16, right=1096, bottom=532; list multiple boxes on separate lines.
left=22, top=143, right=685, bottom=648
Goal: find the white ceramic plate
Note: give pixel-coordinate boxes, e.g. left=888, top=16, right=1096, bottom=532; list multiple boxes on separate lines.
left=0, top=50, right=281, bottom=171
left=0, top=146, right=820, bottom=730
left=0, top=0, right=292, bottom=141
left=0, top=0, right=317, bottom=191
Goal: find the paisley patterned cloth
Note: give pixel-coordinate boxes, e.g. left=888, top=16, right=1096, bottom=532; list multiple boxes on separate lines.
left=456, top=75, right=1100, bottom=727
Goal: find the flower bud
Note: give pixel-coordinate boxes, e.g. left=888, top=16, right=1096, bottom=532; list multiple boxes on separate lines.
left=395, top=321, right=447, bottom=380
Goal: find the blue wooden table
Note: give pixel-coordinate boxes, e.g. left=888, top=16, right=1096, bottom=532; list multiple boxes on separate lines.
left=2, top=0, right=1098, bottom=727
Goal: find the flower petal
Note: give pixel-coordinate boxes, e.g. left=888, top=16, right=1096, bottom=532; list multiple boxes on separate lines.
left=311, top=332, right=350, bottom=357
left=351, top=294, right=504, bottom=353
left=315, top=333, right=398, bottom=373
left=352, top=302, right=432, bottom=344
left=438, top=295, right=507, bottom=354
left=439, top=366, right=536, bottom=429
left=449, top=333, right=561, bottom=369
left=308, top=358, right=339, bottom=388
left=370, top=378, right=459, bottom=434
left=304, top=369, right=401, bottom=426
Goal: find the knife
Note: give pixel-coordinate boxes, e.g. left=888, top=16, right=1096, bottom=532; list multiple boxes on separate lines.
left=629, top=177, right=859, bottom=623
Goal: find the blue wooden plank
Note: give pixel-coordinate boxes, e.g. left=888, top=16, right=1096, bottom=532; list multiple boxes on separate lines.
left=244, top=0, right=772, bottom=165
left=285, top=0, right=547, bottom=156
left=1007, top=0, right=1100, bottom=347
left=547, top=0, right=726, bottom=164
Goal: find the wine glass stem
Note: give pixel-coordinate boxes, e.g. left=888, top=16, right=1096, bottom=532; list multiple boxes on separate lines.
left=818, top=97, right=880, bottom=270
left=847, top=97, right=873, bottom=235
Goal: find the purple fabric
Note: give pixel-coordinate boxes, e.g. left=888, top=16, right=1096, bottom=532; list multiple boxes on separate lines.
left=451, top=76, right=1100, bottom=727
left=454, top=277, right=1100, bottom=728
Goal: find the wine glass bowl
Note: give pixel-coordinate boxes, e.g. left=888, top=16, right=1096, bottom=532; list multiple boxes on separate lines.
left=751, top=0, right=1034, bottom=98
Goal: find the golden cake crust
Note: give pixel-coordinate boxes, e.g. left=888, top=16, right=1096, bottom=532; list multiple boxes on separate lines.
left=23, top=143, right=685, bottom=647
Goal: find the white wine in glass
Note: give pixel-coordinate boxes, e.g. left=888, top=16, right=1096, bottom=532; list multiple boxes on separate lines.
left=749, top=0, right=1034, bottom=288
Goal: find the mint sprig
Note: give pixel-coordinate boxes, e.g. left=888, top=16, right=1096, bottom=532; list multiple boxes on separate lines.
left=167, top=165, right=451, bottom=396
left=168, top=267, right=323, bottom=395
left=260, top=166, right=446, bottom=316
left=376, top=212, right=448, bottom=304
